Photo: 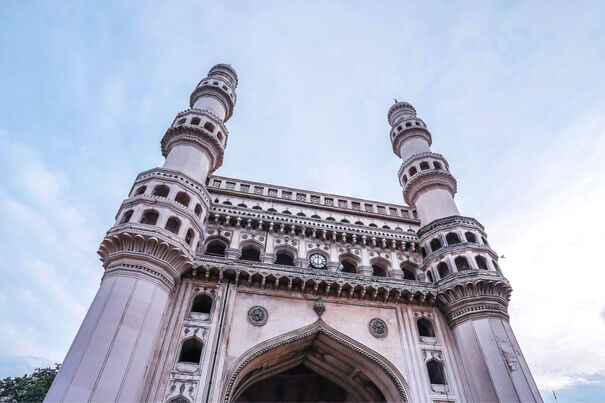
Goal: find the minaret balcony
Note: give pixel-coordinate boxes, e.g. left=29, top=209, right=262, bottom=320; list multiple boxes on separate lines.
left=435, top=270, right=512, bottom=327
left=97, top=223, right=196, bottom=292
left=398, top=152, right=451, bottom=187
left=402, top=168, right=457, bottom=206
left=189, top=78, right=236, bottom=120
left=161, top=124, right=225, bottom=173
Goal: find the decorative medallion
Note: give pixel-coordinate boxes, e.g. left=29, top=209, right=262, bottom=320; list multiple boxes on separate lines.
left=369, top=318, right=388, bottom=338
left=247, top=306, right=268, bottom=326
left=313, top=298, right=326, bottom=317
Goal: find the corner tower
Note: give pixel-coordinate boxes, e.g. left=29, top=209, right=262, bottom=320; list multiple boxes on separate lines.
left=45, top=65, right=238, bottom=403
left=388, top=101, right=542, bottom=402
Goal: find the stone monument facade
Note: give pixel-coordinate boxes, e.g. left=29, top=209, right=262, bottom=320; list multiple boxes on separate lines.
left=46, top=64, right=542, bottom=402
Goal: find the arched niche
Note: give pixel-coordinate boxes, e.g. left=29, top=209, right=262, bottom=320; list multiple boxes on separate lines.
left=223, top=321, right=408, bottom=403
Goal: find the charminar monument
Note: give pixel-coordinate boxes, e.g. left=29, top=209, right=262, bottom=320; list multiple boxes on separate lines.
left=45, top=64, right=542, bottom=402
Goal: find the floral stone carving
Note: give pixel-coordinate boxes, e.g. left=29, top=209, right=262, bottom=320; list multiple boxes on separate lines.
left=369, top=318, right=388, bottom=338
left=247, top=306, right=268, bottom=326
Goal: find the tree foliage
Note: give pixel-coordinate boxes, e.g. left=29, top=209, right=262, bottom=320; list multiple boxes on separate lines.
left=0, top=364, right=60, bottom=402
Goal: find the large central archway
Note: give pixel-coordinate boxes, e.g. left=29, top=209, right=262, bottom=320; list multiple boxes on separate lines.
left=223, top=321, right=408, bottom=403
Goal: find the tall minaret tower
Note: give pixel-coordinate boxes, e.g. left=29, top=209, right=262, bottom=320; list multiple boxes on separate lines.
left=388, top=101, right=542, bottom=402
left=45, top=64, right=238, bottom=402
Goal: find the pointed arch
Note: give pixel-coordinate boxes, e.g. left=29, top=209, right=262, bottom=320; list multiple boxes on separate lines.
left=223, top=320, right=409, bottom=403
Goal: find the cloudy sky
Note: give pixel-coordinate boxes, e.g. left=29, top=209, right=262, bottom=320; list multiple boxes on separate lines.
left=1, top=1, right=604, bottom=401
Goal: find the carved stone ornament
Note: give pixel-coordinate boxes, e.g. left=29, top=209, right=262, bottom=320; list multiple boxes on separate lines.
left=247, top=306, right=268, bottom=326
left=313, top=298, right=326, bottom=316
left=369, top=318, right=388, bottom=338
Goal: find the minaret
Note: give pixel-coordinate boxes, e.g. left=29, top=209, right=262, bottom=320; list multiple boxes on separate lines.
left=45, top=64, right=238, bottom=402
left=388, top=101, right=542, bottom=402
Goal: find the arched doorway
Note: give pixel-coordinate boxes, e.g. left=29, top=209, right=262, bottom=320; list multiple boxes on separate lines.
left=224, top=321, right=408, bottom=403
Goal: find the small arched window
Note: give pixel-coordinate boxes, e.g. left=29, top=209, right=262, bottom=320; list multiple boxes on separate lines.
left=297, top=212, right=306, bottom=217
left=176, top=118, right=186, bottom=125
left=222, top=200, right=232, bottom=206
left=369, top=223, right=378, bottom=228
left=240, top=246, right=261, bottom=262
left=437, top=262, right=449, bottom=279
left=382, top=225, right=391, bottom=230
left=430, top=238, right=442, bottom=252
left=178, top=338, right=203, bottom=364
left=420, top=161, right=430, bottom=170
left=341, top=260, right=357, bottom=274
left=152, top=184, right=169, bottom=198
left=175, top=192, right=191, bottom=207
left=185, top=229, right=194, bottom=245
left=311, top=214, right=321, bottom=219
left=191, top=294, right=212, bottom=314
left=217, top=131, right=224, bottom=142
left=372, top=264, right=388, bottom=277
left=434, top=161, right=443, bottom=170
left=268, top=208, right=277, bottom=212
left=409, top=166, right=418, bottom=176
left=403, top=267, right=416, bottom=280
left=455, top=256, right=470, bottom=271
left=282, top=210, right=291, bottom=215
left=417, top=318, right=436, bottom=337
left=492, top=259, right=501, bottom=273
left=205, top=240, right=226, bottom=257
left=402, top=175, right=407, bottom=184
left=190, top=117, right=201, bottom=125
left=465, top=231, right=477, bottom=243
left=341, top=219, right=350, bottom=223
left=140, top=210, right=159, bottom=225
left=238, top=203, right=248, bottom=208
left=194, top=204, right=202, bottom=217
left=203, top=121, right=215, bottom=132
left=165, top=217, right=181, bottom=234
left=326, top=217, right=335, bottom=221
left=482, top=236, right=489, bottom=245
left=427, top=360, right=446, bottom=385
left=253, top=206, right=263, bottom=210
left=120, top=210, right=133, bottom=224
left=446, top=232, right=460, bottom=245
left=135, top=186, right=146, bottom=195
left=355, top=221, right=364, bottom=225
left=475, top=255, right=488, bottom=270
left=275, top=251, right=295, bottom=266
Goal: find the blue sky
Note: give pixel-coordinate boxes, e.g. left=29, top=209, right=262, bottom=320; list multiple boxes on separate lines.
left=1, top=1, right=604, bottom=401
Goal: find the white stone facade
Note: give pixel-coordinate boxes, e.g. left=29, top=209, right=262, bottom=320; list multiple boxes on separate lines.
left=45, top=64, right=542, bottom=402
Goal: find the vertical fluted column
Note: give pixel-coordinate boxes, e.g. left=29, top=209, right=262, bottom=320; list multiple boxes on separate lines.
left=389, top=101, right=541, bottom=401
left=47, top=64, right=238, bottom=402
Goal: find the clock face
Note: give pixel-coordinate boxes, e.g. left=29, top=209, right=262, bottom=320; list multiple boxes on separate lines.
left=309, top=253, right=327, bottom=269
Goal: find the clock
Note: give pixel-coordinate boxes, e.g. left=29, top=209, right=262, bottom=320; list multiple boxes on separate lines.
left=309, top=253, right=327, bottom=269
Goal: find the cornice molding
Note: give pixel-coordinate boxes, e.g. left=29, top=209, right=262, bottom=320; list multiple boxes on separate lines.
left=403, top=169, right=457, bottom=206
left=161, top=126, right=224, bottom=173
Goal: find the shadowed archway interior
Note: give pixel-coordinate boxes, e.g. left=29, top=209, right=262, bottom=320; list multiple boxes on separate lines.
left=227, top=322, right=406, bottom=403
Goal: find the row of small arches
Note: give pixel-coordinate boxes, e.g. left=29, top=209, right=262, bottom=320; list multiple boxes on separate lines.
left=428, top=255, right=497, bottom=282
left=120, top=209, right=196, bottom=246
left=218, top=200, right=406, bottom=231
left=421, top=231, right=487, bottom=258
left=174, top=115, right=225, bottom=143
left=401, top=160, right=445, bottom=184
left=205, top=239, right=418, bottom=279
left=133, top=184, right=203, bottom=217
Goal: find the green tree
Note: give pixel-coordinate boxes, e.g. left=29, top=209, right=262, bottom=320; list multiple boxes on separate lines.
left=0, top=364, right=60, bottom=402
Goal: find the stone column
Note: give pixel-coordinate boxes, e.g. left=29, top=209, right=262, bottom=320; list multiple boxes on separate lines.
left=45, top=270, right=172, bottom=402
left=437, top=275, right=542, bottom=402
